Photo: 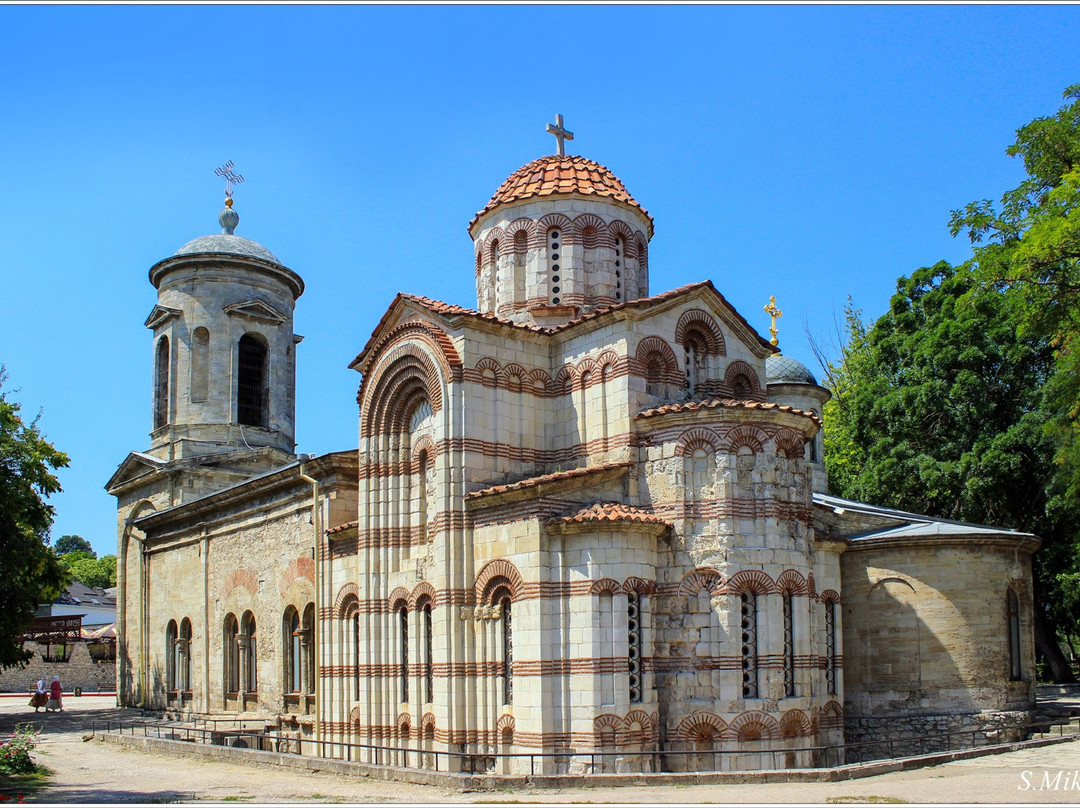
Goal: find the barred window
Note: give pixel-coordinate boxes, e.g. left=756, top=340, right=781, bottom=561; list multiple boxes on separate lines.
left=237, top=333, right=268, bottom=428
left=501, top=595, right=513, bottom=705
left=741, top=592, right=758, bottom=698
left=825, top=600, right=837, bottom=695
left=783, top=593, right=795, bottom=697
left=399, top=605, right=409, bottom=703
left=628, top=591, right=643, bottom=703
left=423, top=603, right=434, bottom=703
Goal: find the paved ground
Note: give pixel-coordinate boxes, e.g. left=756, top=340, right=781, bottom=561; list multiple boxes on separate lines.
left=2, top=696, right=1080, bottom=804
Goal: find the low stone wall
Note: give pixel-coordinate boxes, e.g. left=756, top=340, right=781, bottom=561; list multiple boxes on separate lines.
left=0, top=641, right=115, bottom=694
left=844, top=710, right=1032, bottom=762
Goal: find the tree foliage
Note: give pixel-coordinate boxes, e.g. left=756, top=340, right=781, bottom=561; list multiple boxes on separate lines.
left=59, top=551, right=116, bottom=590
left=54, top=534, right=94, bottom=557
left=824, top=86, right=1080, bottom=682
left=0, top=369, right=69, bottom=670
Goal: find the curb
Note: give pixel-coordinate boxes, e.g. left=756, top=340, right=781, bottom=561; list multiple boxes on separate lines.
left=97, top=731, right=1080, bottom=791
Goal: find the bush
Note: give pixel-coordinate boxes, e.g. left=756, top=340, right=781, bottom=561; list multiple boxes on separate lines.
left=0, top=724, right=39, bottom=774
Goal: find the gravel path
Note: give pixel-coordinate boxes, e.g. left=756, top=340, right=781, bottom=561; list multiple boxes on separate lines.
left=2, top=696, right=1079, bottom=803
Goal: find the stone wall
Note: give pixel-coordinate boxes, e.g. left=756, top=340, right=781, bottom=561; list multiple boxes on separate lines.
left=0, top=641, right=115, bottom=694
left=841, top=537, right=1038, bottom=753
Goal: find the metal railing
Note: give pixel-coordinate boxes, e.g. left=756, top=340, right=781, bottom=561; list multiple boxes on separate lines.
left=92, top=714, right=1080, bottom=777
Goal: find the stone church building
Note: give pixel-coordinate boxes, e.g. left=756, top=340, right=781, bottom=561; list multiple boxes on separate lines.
left=107, top=136, right=1039, bottom=773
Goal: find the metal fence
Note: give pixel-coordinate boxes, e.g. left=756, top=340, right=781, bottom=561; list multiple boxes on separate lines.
left=92, top=714, right=1080, bottom=777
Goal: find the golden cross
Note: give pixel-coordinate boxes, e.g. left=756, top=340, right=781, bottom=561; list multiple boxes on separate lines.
left=764, top=295, right=782, bottom=347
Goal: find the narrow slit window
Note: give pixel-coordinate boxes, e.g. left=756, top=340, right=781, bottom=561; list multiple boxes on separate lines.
left=154, top=336, right=170, bottom=429
left=741, top=592, right=758, bottom=698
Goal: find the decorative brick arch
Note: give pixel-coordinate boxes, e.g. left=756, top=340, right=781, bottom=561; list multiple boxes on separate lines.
left=421, top=712, right=436, bottom=733
left=593, top=713, right=622, bottom=732
left=623, top=709, right=653, bottom=736
left=775, top=569, right=809, bottom=596
left=397, top=712, right=411, bottom=736
left=725, top=424, right=767, bottom=454
left=223, top=569, right=258, bottom=600
left=722, top=569, right=775, bottom=596
left=677, top=711, right=726, bottom=743
left=279, top=557, right=315, bottom=598
left=819, top=588, right=841, bottom=605
left=820, top=700, right=844, bottom=730
left=675, top=309, right=726, bottom=356
left=724, top=360, right=763, bottom=400
left=634, top=232, right=648, bottom=269
left=623, top=577, right=656, bottom=596
left=475, top=356, right=502, bottom=385
left=504, top=218, right=535, bottom=252
left=475, top=559, right=524, bottom=604
left=388, top=587, right=410, bottom=610
left=496, top=714, right=516, bottom=734
left=350, top=704, right=362, bottom=723
left=576, top=357, right=598, bottom=388
left=779, top=709, right=814, bottom=739
left=590, top=578, right=621, bottom=595
left=774, top=428, right=807, bottom=459
left=727, top=711, right=779, bottom=742
left=554, top=365, right=577, bottom=395
left=527, top=368, right=552, bottom=394
left=573, top=213, right=609, bottom=248
left=537, top=213, right=574, bottom=245
left=334, top=583, right=359, bottom=619
left=677, top=567, right=722, bottom=598
left=633, top=336, right=682, bottom=387
left=409, top=581, right=437, bottom=610
left=607, top=218, right=635, bottom=249
left=674, top=427, right=723, bottom=457
left=482, top=227, right=506, bottom=260
left=502, top=363, right=527, bottom=392
left=360, top=342, right=446, bottom=439
left=596, top=349, right=621, bottom=376
left=411, top=435, right=436, bottom=469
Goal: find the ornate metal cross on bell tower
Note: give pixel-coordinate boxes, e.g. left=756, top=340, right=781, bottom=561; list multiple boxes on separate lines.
left=764, top=295, right=783, bottom=347
left=546, top=114, right=574, bottom=158
left=214, top=160, right=245, bottom=207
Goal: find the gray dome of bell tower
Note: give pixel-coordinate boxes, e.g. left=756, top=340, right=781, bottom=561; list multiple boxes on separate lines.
left=143, top=193, right=304, bottom=466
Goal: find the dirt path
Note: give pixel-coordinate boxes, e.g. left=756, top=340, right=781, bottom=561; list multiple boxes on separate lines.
left=3, top=696, right=1080, bottom=803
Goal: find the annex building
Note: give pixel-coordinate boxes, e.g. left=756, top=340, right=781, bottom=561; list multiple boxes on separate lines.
left=106, top=130, right=1040, bottom=773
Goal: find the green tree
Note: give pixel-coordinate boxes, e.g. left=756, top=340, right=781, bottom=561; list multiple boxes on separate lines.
left=60, top=551, right=116, bottom=589
left=823, top=86, right=1080, bottom=682
left=54, top=534, right=94, bottom=557
left=0, top=369, right=69, bottom=669
left=823, top=267, right=1078, bottom=681
left=947, top=85, right=1080, bottom=681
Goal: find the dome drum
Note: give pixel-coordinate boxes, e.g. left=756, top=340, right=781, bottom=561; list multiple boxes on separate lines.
left=472, top=156, right=652, bottom=323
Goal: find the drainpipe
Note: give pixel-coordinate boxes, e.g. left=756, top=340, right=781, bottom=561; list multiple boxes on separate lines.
left=298, top=457, right=322, bottom=756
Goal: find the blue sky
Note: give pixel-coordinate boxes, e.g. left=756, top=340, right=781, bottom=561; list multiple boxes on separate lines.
left=1, top=5, right=1077, bottom=558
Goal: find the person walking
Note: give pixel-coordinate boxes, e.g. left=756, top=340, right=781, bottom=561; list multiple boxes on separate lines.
left=31, top=678, right=47, bottom=712
left=45, top=676, right=63, bottom=712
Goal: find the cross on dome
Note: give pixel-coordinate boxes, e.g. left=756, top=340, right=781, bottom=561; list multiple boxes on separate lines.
left=764, top=295, right=783, bottom=347
left=545, top=114, right=574, bottom=158
left=215, top=160, right=245, bottom=205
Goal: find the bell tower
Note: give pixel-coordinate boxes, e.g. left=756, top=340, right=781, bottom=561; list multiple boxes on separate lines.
left=109, top=164, right=305, bottom=510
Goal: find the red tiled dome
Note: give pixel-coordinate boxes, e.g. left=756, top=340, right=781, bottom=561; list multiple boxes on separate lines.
left=469, top=155, right=653, bottom=234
